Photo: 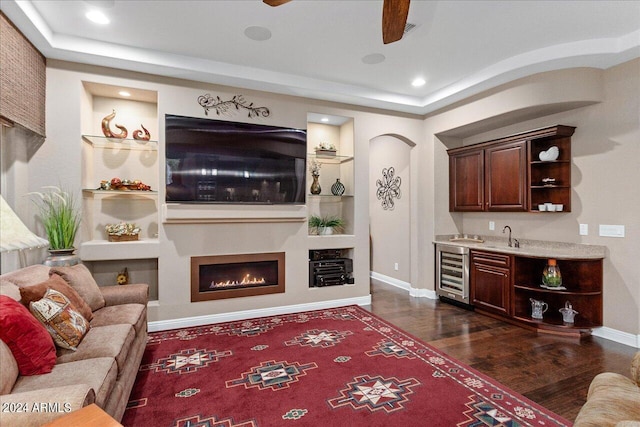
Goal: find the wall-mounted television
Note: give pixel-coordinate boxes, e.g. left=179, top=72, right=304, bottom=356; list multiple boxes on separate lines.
left=165, top=115, right=307, bottom=204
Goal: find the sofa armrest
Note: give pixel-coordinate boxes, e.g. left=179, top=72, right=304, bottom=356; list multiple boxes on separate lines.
left=631, top=351, right=640, bottom=387
left=100, top=283, right=149, bottom=307
left=0, top=384, right=95, bottom=426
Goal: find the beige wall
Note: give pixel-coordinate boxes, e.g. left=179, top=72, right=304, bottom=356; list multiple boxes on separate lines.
left=427, top=60, right=640, bottom=336
left=369, top=135, right=412, bottom=283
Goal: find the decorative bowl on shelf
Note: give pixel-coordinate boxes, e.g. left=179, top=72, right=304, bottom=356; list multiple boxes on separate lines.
left=538, top=146, right=559, bottom=161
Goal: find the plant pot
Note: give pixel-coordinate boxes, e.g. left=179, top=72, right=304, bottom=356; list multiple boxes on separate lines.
left=319, top=227, right=333, bottom=235
left=44, top=248, right=81, bottom=267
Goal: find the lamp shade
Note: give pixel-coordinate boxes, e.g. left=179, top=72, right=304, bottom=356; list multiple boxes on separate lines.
left=0, top=195, right=49, bottom=252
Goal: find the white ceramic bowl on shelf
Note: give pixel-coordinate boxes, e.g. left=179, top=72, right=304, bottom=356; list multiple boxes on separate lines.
left=539, top=146, right=559, bottom=161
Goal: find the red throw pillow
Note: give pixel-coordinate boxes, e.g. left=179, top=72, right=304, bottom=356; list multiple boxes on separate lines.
left=0, top=295, right=57, bottom=375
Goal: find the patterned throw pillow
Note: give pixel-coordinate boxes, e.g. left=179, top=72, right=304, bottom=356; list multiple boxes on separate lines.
left=29, top=289, right=90, bottom=351
left=19, top=275, right=94, bottom=321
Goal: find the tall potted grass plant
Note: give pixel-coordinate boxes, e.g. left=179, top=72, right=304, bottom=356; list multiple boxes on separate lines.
left=29, top=186, right=82, bottom=266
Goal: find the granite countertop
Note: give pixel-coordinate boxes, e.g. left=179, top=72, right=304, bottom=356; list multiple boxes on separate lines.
left=434, top=235, right=606, bottom=259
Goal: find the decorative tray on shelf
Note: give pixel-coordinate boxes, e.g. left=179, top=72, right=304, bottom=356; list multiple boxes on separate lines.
left=107, top=234, right=139, bottom=242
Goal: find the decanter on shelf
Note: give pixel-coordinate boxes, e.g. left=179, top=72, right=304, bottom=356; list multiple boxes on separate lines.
left=542, top=258, right=562, bottom=288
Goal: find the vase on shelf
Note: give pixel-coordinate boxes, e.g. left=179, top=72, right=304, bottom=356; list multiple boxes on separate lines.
left=310, top=174, right=321, bottom=195
left=44, top=248, right=81, bottom=267
left=331, top=178, right=345, bottom=196
left=542, top=258, right=562, bottom=288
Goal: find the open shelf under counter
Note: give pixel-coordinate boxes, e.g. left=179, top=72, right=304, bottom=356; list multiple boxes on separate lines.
left=79, top=238, right=159, bottom=261
left=308, top=234, right=356, bottom=250
left=514, top=284, right=602, bottom=296
left=82, top=135, right=158, bottom=150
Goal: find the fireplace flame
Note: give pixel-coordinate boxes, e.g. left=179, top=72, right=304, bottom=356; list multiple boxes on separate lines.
left=210, top=273, right=266, bottom=289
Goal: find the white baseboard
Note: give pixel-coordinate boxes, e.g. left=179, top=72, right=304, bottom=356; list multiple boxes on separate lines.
left=370, top=271, right=437, bottom=299
left=592, top=326, right=640, bottom=349
left=148, top=294, right=372, bottom=332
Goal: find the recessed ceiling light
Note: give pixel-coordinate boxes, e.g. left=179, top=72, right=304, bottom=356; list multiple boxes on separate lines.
left=244, top=26, right=272, bottom=41
left=86, top=10, right=110, bottom=25
left=321, top=117, right=329, bottom=123
left=119, top=91, right=131, bottom=97
left=411, top=77, right=426, bottom=87
left=361, top=53, right=386, bottom=65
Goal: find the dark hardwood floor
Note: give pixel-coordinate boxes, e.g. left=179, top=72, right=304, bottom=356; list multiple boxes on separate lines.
left=366, top=281, right=638, bottom=422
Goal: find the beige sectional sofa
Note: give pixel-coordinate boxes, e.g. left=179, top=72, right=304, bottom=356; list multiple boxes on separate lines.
left=0, top=264, right=148, bottom=425
left=574, top=351, right=640, bottom=427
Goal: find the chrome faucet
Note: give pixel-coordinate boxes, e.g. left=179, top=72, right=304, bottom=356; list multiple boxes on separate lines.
left=502, top=225, right=512, bottom=247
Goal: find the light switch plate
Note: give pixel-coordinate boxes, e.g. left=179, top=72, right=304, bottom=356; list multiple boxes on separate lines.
left=579, top=224, right=588, bottom=236
left=489, top=221, right=495, bottom=231
left=599, top=224, right=625, bottom=237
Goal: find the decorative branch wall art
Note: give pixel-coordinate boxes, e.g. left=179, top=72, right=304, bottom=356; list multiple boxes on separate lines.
left=197, top=93, right=270, bottom=118
left=376, top=167, right=402, bottom=210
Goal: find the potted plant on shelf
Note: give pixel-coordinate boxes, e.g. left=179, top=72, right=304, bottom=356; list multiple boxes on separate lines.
left=29, top=186, right=81, bottom=266
left=309, top=215, right=345, bottom=235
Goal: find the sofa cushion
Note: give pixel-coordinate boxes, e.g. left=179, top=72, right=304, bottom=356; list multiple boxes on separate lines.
left=0, top=384, right=95, bottom=427
left=0, top=279, right=21, bottom=301
left=49, top=264, right=105, bottom=311
left=91, top=303, right=147, bottom=336
left=56, top=324, right=135, bottom=376
left=20, top=274, right=94, bottom=321
left=12, top=357, right=118, bottom=408
left=0, top=340, right=19, bottom=395
left=0, top=265, right=50, bottom=288
left=30, top=289, right=90, bottom=351
left=0, top=295, right=56, bottom=376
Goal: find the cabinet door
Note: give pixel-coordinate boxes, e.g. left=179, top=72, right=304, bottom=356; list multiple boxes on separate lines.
left=449, top=149, right=484, bottom=211
left=485, top=141, right=527, bottom=211
left=471, top=252, right=511, bottom=316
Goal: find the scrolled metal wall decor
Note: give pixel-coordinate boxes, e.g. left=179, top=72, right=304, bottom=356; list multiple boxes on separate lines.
left=197, top=93, right=270, bottom=118
left=376, top=167, right=402, bottom=210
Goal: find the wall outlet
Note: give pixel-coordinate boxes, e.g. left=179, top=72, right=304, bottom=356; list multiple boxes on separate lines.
left=579, top=224, right=588, bottom=236
left=394, top=262, right=399, bottom=271
left=599, top=224, right=625, bottom=237
left=489, top=221, right=495, bottom=231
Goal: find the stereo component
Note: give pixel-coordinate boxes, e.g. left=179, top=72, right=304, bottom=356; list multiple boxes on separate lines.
left=309, top=257, right=354, bottom=287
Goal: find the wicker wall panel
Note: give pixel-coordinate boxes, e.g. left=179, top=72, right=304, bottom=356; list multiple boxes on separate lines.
left=0, top=12, right=46, bottom=137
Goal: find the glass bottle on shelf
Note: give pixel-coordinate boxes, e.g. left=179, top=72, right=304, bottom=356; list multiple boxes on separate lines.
left=542, top=258, right=562, bottom=288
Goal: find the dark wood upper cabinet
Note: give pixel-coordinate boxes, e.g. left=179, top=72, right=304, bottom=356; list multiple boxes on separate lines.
left=448, top=125, right=575, bottom=213
left=485, top=140, right=527, bottom=211
left=449, top=149, right=484, bottom=211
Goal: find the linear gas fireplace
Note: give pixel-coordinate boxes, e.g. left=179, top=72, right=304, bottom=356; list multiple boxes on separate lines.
left=191, top=252, right=285, bottom=302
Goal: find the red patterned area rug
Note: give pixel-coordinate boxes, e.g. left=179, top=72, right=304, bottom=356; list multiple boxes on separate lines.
left=122, top=305, right=571, bottom=427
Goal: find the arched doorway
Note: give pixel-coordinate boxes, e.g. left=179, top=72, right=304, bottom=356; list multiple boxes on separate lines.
left=369, top=134, right=415, bottom=291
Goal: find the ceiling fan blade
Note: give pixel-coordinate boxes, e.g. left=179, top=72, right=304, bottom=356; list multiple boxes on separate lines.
left=263, top=0, right=292, bottom=6
left=382, top=0, right=410, bottom=44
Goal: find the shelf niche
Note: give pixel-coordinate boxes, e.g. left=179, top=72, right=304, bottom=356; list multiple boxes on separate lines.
left=306, top=115, right=355, bottom=236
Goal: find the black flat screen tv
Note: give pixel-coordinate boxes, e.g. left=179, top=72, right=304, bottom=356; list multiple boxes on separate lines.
left=165, top=115, right=307, bottom=204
